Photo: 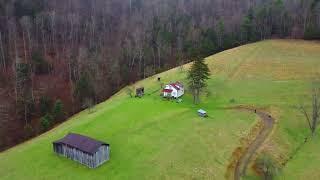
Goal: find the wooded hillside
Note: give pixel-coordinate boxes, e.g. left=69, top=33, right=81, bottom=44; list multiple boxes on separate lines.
left=0, top=0, right=319, bottom=151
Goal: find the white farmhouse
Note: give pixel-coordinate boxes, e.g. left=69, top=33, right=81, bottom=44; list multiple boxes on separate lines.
left=162, top=82, right=184, bottom=98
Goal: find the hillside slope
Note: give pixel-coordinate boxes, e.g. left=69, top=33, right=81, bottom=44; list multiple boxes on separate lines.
left=0, top=40, right=320, bottom=179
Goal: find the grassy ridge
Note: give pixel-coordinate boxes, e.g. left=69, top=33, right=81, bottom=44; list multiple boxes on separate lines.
left=0, top=40, right=320, bottom=179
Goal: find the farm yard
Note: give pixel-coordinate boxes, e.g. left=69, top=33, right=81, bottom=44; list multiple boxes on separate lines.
left=0, top=40, right=320, bottom=179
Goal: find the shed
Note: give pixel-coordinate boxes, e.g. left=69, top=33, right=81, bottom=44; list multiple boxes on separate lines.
left=53, top=133, right=110, bottom=168
left=198, top=109, right=208, bottom=117
left=136, top=87, right=144, bottom=97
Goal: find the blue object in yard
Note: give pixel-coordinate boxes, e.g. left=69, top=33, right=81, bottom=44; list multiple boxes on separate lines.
left=198, top=109, right=208, bottom=117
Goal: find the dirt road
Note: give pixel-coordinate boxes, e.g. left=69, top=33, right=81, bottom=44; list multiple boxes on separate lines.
left=234, top=108, right=275, bottom=180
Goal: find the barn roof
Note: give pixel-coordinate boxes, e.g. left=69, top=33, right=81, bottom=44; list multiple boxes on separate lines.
left=53, top=133, right=109, bottom=155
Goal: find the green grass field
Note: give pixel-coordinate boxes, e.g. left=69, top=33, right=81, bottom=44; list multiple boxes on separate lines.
left=0, top=40, right=320, bottom=179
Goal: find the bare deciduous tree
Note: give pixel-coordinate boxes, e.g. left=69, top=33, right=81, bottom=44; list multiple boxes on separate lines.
left=298, top=88, right=320, bottom=136
left=83, top=97, right=94, bottom=114
left=0, top=32, right=5, bottom=71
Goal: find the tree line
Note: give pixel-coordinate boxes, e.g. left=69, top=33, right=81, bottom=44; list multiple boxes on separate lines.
left=0, top=0, right=319, bottom=150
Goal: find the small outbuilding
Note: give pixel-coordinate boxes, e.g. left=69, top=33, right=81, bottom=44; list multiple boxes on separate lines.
left=53, top=133, right=110, bottom=168
left=136, top=87, right=145, bottom=97
left=198, top=109, right=208, bottom=117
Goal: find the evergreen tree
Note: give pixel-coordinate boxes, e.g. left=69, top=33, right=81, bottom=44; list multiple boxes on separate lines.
left=52, top=99, right=64, bottom=121
left=187, top=57, right=210, bottom=104
left=41, top=113, right=53, bottom=130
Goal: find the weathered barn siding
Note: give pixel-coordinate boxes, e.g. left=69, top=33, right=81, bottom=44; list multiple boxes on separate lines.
left=53, top=143, right=110, bottom=168
left=94, top=145, right=110, bottom=167
left=53, top=133, right=110, bottom=168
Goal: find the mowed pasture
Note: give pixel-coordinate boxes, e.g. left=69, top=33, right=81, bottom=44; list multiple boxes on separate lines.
left=0, top=40, right=320, bottom=179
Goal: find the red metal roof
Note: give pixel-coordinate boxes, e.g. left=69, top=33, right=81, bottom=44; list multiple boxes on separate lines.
left=170, top=83, right=180, bottom=90
left=162, top=89, right=173, bottom=93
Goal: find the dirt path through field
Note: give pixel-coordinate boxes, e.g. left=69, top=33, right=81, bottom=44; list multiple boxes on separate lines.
left=234, top=108, right=274, bottom=180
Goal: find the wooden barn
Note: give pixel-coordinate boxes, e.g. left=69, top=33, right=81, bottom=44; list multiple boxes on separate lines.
left=53, top=133, right=110, bottom=168
left=136, top=87, right=145, bottom=97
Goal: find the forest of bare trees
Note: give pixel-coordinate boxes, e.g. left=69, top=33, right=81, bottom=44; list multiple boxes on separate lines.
left=0, top=0, right=319, bottom=151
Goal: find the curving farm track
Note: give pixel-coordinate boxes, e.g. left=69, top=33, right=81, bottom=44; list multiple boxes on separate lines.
left=234, top=108, right=275, bottom=180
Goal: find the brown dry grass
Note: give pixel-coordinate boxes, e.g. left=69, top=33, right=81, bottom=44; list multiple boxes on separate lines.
left=225, top=112, right=264, bottom=180
left=206, top=40, right=320, bottom=81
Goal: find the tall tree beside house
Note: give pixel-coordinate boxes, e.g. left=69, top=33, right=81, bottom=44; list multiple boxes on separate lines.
left=187, top=56, right=210, bottom=104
